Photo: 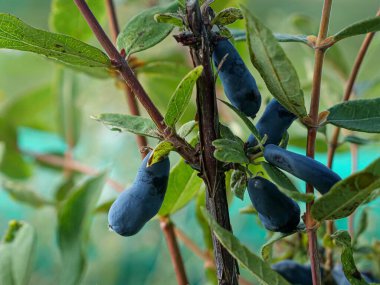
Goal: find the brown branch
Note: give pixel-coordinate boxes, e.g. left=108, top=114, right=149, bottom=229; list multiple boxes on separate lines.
left=73, top=0, right=198, bottom=168
left=324, top=8, right=380, bottom=272
left=103, top=1, right=189, bottom=284
left=305, top=1, right=333, bottom=285
left=185, top=1, right=238, bottom=284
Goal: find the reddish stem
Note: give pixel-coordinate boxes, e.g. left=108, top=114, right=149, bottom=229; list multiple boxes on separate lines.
left=306, top=1, right=333, bottom=284
left=348, top=143, right=358, bottom=237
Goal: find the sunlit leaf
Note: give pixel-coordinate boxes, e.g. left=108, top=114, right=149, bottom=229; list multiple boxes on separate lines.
left=148, top=141, right=174, bottom=166
left=212, top=8, right=243, bottom=26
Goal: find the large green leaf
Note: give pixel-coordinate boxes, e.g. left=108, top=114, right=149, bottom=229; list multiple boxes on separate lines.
left=202, top=209, right=291, bottom=285
left=165, top=66, right=203, bottom=127
left=333, top=16, right=380, bottom=43
left=158, top=159, right=202, bottom=216
left=241, top=6, right=307, bottom=118
left=331, top=231, right=369, bottom=285
left=93, top=113, right=160, bottom=139
left=57, top=172, right=106, bottom=285
left=0, top=221, right=37, bottom=285
left=116, top=2, right=178, bottom=55
left=50, top=0, right=105, bottom=41
left=311, top=158, right=380, bottom=221
left=0, top=14, right=111, bottom=68
left=326, top=98, right=380, bottom=133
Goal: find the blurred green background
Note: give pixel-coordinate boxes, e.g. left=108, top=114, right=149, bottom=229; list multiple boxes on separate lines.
left=1, top=0, right=380, bottom=284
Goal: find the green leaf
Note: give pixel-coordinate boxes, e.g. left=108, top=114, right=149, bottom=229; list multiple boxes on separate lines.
left=50, top=0, right=105, bottom=41
left=212, top=8, right=244, bottom=26
left=219, top=123, right=244, bottom=144
left=311, top=158, right=380, bottom=221
left=219, top=99, right=261, bottom=141
left=326, top=98, right=380, bottom=133
left=331, top=230, right=369, bottom=285
left=2, top=180, right=55, bottom=208
left=343, top=135, right=371, bottom=146
left=93, top=113, right=159, bottom=139
left=231, top=29, right=310, bottom=46
left=333, top=16, right=380, bottom=43
left=0, top=221, right=36, bottom=285
left=57, top=172, right=106, bottom=285
left=164, top=66, right=203, bottom=127
left=230, top=170, right=247, bottom=200
left=241, top=6, right=307, bottom=118
left=213, top=139, right=249, bottom=164
left=0, top=14, right=111, bottom=68
left=353, top=209, right=368, bottom=247
left=116, top=2, right=178, bottom=55
left=177, top=120, right=198, bottom=138
left=147, top=141, right=174, bottom=167
left=201, top=208, right=291, bottom=285
left=158, top=159, right=202, bottom=216
left=154, top=13, right=183, bottom=27
left=261, top=232, right=294, bottom=261
left=54, top=176, right=76, bottom=202
left=239, top=205, right=257, bottom=215
left=94, top=199, right=114, bottom=214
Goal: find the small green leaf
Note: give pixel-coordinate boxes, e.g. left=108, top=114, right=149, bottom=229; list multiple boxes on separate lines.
left=94, top=199, right=114, bottom=214
left=353, top=209, right=368, bottom=247
left=239, top=205, right=257, bottom=215
left=117, top=2, right=178, bottom=55
left=93, top=113, right=159, bottom=138
left=201, top=208, right=291, bottom=285
left=261, top=162, right=298, bottom=192
left=219, top=123, right=244, bottom=144
left=230, top=170, right=247, bottom=200
left=311, top=158, right=380, bottom=221
left=333, top=16, right=380, bottom=43
left=55, top=176, right=76, bottom=202
left=57, top=172, right=106, bottom=285
left=241, top=6, right=307, bottom=118
left=0, top=14, right=111, bottom=68
left=343, top=135, right=371, bottom=146
left=212, top=8, right=243, bottom=26
left=326, top=98, right=380, bottom=133
left=159, top=159, right=202, bottom=216
left=164, top=66, right=203, bottom=127
left=2, top=180, right=55, bottom=208
left=50, top=0, right=105, bottom=41
left=261, top=232, right=294, bottom=261
left=331, top=230, right=369, bottom=285
left=154, top=13, right=183, bottom=27
left=148, top=141, right=174, bottom=167
left=219, top=99, right=261, bottom=141
left=213, top=139, right=249, bottom=164
left=177, top=120, right=198, bottom=138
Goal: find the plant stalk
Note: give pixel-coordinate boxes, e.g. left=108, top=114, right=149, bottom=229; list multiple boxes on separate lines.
left=104, top=1, right=189, bottom=284
left=185, top=1, right=238, bottom=284
left=306, top=1, right=333, bottom=284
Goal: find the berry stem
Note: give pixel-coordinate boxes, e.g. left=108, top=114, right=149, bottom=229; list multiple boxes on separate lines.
left=306, top=1, right=333, bottom=284
left=103, top=1, right=189, bottom=284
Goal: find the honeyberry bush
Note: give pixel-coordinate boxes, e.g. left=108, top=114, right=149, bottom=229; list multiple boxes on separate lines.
left=0, top=0, right=380, bottom=285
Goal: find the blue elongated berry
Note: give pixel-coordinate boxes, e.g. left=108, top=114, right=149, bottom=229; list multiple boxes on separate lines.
left=247, top=99, right=297, bottom=147
left=264, top=144, right=341, bottom=195
left=272, top=260, right=313, bottom=285
left=213, top=39, right=261, bottom=117
left=108, top=152, right=170, bottom=236
left=248, top=176, right=300, bottom=233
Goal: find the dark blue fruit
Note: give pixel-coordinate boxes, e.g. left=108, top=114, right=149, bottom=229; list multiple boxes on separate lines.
left=247, top=176, right=300, bottom=233
left=247, top=99, right=297, bottom=148
left=212, top=39, right=261, bottom=117
left=264, top=144, right=341, bottom=195
left=332, top=265, right=380, bottom=285
left=108, top=152, right=170, bottom=236
left=272, top=260, right=313, bottom=285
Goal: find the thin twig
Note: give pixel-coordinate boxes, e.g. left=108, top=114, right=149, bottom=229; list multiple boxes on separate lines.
left=325, top=8, right=380, bottom=272
left=306, top=1, right=333, bottom=285
left=103, top=1, right=189, bottom=284
left=348, top=143, right=358, bottom=237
